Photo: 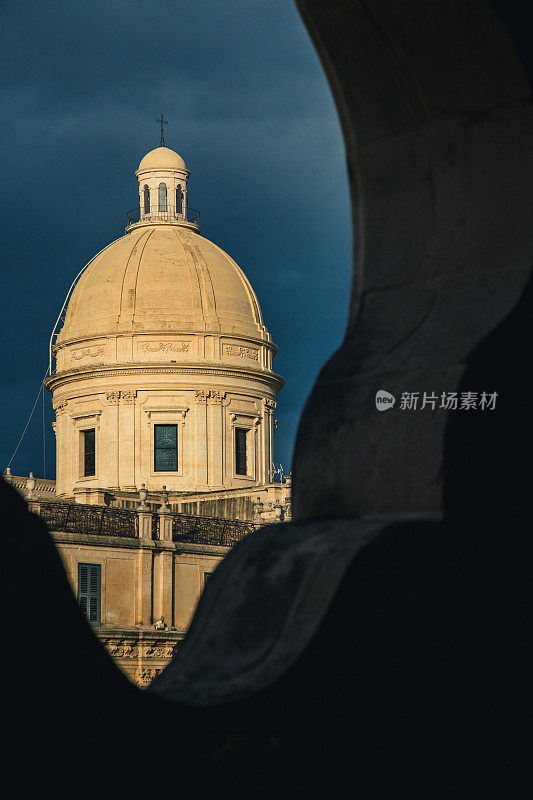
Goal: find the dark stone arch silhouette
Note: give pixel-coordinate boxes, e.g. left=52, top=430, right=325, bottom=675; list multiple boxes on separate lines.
left=2, top=2, right=532, bottom=796
left=292, top=0, right=532, bottom=520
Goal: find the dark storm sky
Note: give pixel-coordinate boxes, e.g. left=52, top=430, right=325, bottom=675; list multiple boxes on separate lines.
left=0, top=0, right=351, bottom=478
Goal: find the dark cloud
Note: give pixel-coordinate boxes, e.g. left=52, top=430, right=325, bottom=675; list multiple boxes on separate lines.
left=0, top=0, right=351, bottom=476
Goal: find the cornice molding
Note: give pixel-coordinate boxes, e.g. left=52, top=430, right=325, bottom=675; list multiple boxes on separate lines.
left=46, top=362, right=284, bottom=393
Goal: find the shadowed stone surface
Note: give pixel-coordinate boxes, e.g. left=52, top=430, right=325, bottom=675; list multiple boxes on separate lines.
left=292, top=0, right=533, bottom=518
left=150, top=516, right=388, bottom=704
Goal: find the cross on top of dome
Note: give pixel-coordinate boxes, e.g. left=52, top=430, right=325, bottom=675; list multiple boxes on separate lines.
left=155, top=113, right=168, bottom=147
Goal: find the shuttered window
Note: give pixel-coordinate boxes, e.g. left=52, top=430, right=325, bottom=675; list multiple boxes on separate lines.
left=154, top=424, right=178, bottom=472
left=83, top=428, right=95, bottom=477
left=78, top=563, right=101, bottom=625
left=235, top=428, right=247, bottom=476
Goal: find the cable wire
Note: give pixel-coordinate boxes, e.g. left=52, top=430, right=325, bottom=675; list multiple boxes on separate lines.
left=3, top=366, right=50, bottom=474
left=42, top=379, right=46, bottom=478
left=6, top=234, right=125, bottom=475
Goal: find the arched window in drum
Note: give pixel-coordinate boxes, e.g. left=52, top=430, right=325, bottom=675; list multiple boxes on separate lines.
left=143, top=185, right=150, bottom=214
left=158, top=182, right=167, bottom=212
left=176, top=185, right=183, bottom=215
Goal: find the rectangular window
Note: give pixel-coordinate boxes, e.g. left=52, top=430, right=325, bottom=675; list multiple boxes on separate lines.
left=78, top=563, right=101, bottom=625
left=235, top=427, right=247, bottom=476
left=83, top=428, right=95, bottom=477
left=204, top=571, right=212, bottom=587
left=154, top=424, right=178, bottom=472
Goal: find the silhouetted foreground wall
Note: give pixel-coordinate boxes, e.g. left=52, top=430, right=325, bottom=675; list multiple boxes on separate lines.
left=2, top=2, right=532, bottom=797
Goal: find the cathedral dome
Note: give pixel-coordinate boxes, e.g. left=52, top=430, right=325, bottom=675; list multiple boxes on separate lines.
left=57, top=225, right=268, bottom=346
left=48, top=141, right=282, bottom=499
left=137, top=146, right=187, bottom=173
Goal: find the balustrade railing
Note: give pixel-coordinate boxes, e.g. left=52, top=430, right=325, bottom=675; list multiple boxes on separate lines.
left=126, top=205, right=200, bottom=228
left=36, top=501, right=254, bottom=546
left=39, top=502, right=137, bottom=538
left=171, top=514, right=255, bottom=546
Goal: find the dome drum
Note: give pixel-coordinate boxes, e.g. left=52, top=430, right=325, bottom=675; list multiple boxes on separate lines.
left=51, top=334, right=278, bottom=377
left=51, top=381, right=279, bottom=495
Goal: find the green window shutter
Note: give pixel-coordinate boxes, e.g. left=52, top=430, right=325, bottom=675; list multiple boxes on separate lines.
left=78, top=563, right=101, bottom=625
left=235, top=428, right=247, bottom=475
left=154, top=424, right=178, bottom=471
left=83, top=429, right=96, bottom=477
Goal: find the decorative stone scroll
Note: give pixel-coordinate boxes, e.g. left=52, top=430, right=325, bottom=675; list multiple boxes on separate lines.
left=53, top=399, right=68, bottom=415
left=208, top=390, right=227, bottom=404
left=135, top=667, right=163, bottom=687
left=140, top=342, right=190, bottom=354
left=121, top=390, right=137, bottom=404
left=103, top=641, right=139, bottom=659
left=223, top=345, right=259, bottom=362
left=145, top=643, right=178, bottom=659
left=71, top=346, right=105, bottom=361
left=196, top=390, right=228, bottom=404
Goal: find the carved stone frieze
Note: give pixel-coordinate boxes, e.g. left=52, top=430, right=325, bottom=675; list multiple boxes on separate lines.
left=71, top=346, right=105, bottom=361
left=140, top=342, right=190, bottom=354
left=223, top=344, right=259, bottom=361
left=144, top=643, right=179, bottom=659
left=103, top=640, right=139, bottom=659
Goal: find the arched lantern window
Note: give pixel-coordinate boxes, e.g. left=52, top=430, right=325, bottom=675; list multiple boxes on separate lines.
left=176, top=185, right=183, bottom=215
left=158, top=182, right=167, bottom=212
left=143, top=185, right=150, bottom=214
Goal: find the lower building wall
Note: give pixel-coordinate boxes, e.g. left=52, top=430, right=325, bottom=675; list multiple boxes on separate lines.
left=52, top=532, right=228, bottom=686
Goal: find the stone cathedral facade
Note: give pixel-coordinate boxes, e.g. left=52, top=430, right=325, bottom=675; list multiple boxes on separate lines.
left=12, top=144, right=290, bottom=686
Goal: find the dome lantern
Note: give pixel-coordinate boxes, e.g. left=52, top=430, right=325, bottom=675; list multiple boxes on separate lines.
left=128, top=144, right=200, bottom=232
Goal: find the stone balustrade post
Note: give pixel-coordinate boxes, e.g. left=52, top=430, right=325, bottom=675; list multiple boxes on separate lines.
left=26, top=472, right=36, bottom=500
left=28, top=500, right=41, bottom=516
left=137, top=510, right=153, bottom=541
left=158, top=511, right=173, bottom=542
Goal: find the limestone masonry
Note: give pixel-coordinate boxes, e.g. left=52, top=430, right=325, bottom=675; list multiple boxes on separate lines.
left=15, top=144, right=290, bottom=685
left=47, top=144, right=284, bottom=498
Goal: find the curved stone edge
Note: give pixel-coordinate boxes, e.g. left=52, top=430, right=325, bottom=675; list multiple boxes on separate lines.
left=292, top=0, right=533, bottom=519
left=148, top=515, right=419, bottom=705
